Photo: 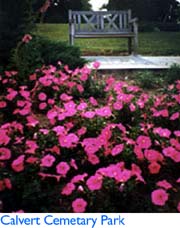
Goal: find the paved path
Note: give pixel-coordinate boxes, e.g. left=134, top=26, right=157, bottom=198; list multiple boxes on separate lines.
left=84, top=55, right=180, bottom=69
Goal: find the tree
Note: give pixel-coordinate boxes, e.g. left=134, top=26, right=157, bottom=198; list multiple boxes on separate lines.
left=0, top=0, right=34, bottom=66
left=43, top=0, right=92, bottom=23
left=105, top=0, right=179, bottom=22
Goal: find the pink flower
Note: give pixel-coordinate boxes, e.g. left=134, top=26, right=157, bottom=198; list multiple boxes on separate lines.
left=170, top=138, right=180, bottom=151
left=174, top=131, right=180, bottom=137
left=71, top=173, right=88, bottom=184
left=89, top=97, right=98, bottom=106
left=72, top=198, right=87, bottom=213
left=64, top=101, right=76, bottom=111
left=92, top=61, right=100, bottom=69
left=13, top=210, right=24, bottom=213
left=163, top=147, right=180, bottom=162
left=70, top=159, right=78, bottom=170
left=26, top=115, right=39, bottom=127
left=19, top=89, right=30, bottom=99
left=113, top=101, right=123, bottom=110
left=48, top=145, right=60, bottom=155
left=60, top=93, right=72, bottom=101
left=134, top=145, right=144, bottom=160
left=117, top=93, right=134, bottom=103
left=22, top=34, right=32, bottom=43
left=0, top=101, right=7, bottom=108
left=53, top=125, right=65, bottom=136
left=59, top=133, right=79, bottom=148
left=47, top=99, right=55, bottom=105
left=148, top=162, right=161, bottom=174
left=4, top=178, right=12, bottom=189
left=80, top=66, right=91, bottom=77
left=83, top=111, right=96, bottom=119
left=56, top=162, right=70, bottom=176
left=156, top=180, right=172, bottom=190
left=0, top=147, right=11, bottom=160
left=0, top=130, right=10, bottom=145
left=129, top=103, right=136, bottom=112
left=26, top=156, right=38, bottom=164
left=39, top=129, right=49, bottom=135
left=6, top=88, right=18, bottom=101
left=29, top=73, right=36, bottom=81
left=39, top=102, right=47, bottom=110
left=82, top=138, right=101, bottom=154
left=177, top=177, right=180, bottom=183
left=80, top=73, right=88, bottom=81
left=96, top=106, right=112, bottom=117
left=131, top=163, right=145, bottom=183
left=25, top=140, right=38, bottom=154
left=144, top=149, right=163, bottom=162
left=153, top=127, right=171, bottom=138
left=11, top=155, right=25, bottom=172
left=87, top=154, right=100, bottom=165
left=173, top=94, right=180, bottom=104
left=77, top=127, right=87, bottom=136
left=151, top=189, right=169, bottom=206
left=170, top=112, right=179, bottom=120
left=77, top=102, right=87, bottom=111
left=77, top=84, right=84, bottom=93
left=136, top=135, right=152, bottom=149
left=177, top=202, right=180, bottom=212
left=111, top=144, right=124, bottom=156
left=38, top=92, right=47, bottom=101
left=118, top=170, right=132, bottom=182
left=61, top=183, right=75, bottom=195
left=153, top=109, right=169, bottom=117
left=40, top=154, right=55, bottom=167
left=18, top=103, right=31, bottom=116
left=47, top=109, right=58, bottom=120
left=86, top=175, right=103, bottom=191
left=163, top=146, right=176, bottom=157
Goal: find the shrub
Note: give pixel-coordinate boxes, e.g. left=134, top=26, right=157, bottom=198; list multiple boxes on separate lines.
left=11, top=35, right=87, bottom=83
left=139, top=22, right=180, bottom=32
left=0, top=64, right=180, bottom=212
left=136, top=70, right=164, bottom=89
left=165, top=64, right=180, bottom=84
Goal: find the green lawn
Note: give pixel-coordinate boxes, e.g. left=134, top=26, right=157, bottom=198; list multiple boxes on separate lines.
left=35, top=23, right=180, bottom=56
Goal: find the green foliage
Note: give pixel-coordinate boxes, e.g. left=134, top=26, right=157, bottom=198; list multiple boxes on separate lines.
left=11, top=35, right=86, bottom=83
left=72, top=75, right=106, bottom=100
left=105, top=0, right=178, bottom=23
left=136, top=71, right=164, bottom=89
left=165, top=64, right=180, bottom=84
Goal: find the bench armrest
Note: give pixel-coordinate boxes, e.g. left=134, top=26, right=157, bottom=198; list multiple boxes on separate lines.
left=129, top=17, right=138, bottom=24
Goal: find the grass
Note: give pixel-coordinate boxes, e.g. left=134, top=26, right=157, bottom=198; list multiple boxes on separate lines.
left=34, top=23, right=180, bottom=56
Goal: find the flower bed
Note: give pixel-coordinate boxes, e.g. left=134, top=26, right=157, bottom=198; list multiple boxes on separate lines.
left=0, top=64, right=180, bottom=212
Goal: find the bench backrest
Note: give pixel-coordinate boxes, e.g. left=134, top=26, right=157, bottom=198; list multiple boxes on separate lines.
left=69, top=10, right=132, bottom=34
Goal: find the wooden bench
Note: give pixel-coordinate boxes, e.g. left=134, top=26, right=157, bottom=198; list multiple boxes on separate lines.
left=68, top=10, right=138, bottom=55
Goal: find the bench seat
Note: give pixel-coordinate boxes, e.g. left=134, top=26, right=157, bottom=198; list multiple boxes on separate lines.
left=74, top=32, right=135, bottom=38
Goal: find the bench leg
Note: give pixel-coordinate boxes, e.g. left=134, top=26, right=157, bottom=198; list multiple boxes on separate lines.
left=133, top=31, right=138, bottom=55
left=69, top=35, right=74, bottom=45
left=133, top=33, right=138, bottom=55
left=128, top=38, right=132, bottom=55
